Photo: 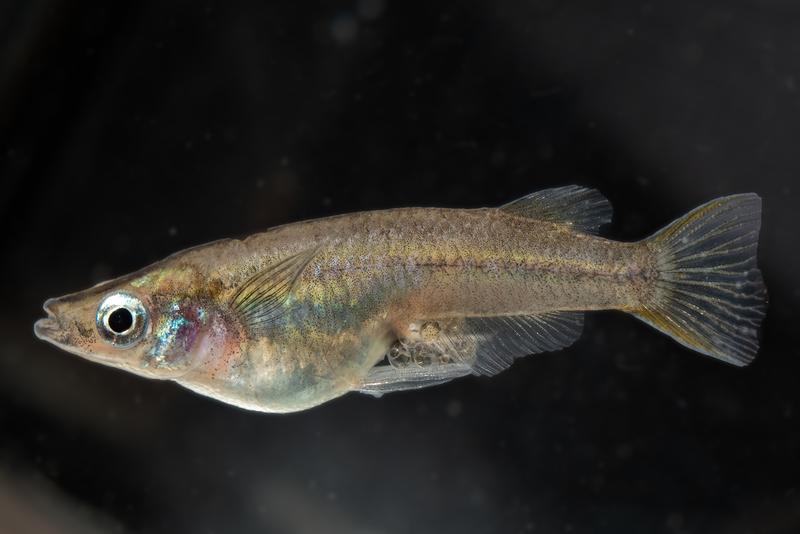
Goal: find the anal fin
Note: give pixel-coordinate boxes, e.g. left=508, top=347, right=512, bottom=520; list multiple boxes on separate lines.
left=359, top=311, right=584, bottom=396
left=460, top=312, right=584, bottom=375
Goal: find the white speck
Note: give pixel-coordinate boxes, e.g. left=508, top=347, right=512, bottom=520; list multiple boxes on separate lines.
left=331, top=14, right=358, bottom=45
left=358, top=0, right=385, bottom=20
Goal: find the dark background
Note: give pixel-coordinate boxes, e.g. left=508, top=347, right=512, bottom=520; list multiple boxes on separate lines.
left=1, top=1, right=798, bottom=533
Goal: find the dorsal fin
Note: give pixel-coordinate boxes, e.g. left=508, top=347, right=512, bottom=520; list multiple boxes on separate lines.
left=230, top=247, right=318, bottom=333
left=500, top=185, right=612, bottom=234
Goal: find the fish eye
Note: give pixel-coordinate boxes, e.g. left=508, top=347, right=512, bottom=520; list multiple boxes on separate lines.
left=96, top=292, right=149, bottom=347
left=108, top=307, right=134, bottom=333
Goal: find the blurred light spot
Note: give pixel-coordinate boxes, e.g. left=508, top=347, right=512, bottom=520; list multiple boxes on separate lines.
left=445, top=399, right=462, bottom=417
left=331, top=14, right=358, bottom=45
left=357, top=0, right=385, bottom=20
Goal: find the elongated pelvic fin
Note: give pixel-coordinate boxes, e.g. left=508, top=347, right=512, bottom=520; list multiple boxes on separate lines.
left=357, top=363, right=473, bottom=397
left=637, top=194, right=766, bottom=366
left=230, top=247, right=318, bottom=333
left=500, top=185, right=612, bottom=234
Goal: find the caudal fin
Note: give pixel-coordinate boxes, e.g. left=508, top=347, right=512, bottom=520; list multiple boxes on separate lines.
left=636, top=194, right=767, bottom=366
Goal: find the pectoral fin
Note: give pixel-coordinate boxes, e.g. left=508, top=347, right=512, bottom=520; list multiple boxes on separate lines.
left=229, top=247, right=318, bottom=333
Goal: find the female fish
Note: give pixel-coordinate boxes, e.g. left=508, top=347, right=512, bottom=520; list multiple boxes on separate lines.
left=34, top=186, right=766, bottom=412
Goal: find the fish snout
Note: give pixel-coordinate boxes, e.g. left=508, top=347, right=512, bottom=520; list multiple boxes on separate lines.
left=34, top=298, right=66, bottom=342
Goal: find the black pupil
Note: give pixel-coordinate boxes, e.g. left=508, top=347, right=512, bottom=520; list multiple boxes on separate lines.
left=108, top=308, right=134, bottom=334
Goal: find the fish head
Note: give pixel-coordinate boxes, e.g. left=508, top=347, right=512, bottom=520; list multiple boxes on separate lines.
left=34, top=263, right=232, bottom=380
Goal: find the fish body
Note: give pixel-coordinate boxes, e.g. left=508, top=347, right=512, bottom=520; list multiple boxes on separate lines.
left=34, top=187, right=766, bottom=412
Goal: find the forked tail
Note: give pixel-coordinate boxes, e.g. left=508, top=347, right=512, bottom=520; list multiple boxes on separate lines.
left=636, top=194, right=767, bottom=366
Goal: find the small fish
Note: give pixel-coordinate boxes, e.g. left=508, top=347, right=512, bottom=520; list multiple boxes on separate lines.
left=34, top=186, right=766, bottom=413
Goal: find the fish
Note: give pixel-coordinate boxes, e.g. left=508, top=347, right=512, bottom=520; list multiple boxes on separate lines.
left=34, top=186, right=767, bottom=413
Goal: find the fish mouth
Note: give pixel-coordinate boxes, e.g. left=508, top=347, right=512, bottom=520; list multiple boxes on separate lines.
left=34, top=298, right=63, bottom=343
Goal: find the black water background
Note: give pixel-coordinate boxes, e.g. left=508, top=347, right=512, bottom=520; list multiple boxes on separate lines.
left=0, top=2, right=798, bottom=533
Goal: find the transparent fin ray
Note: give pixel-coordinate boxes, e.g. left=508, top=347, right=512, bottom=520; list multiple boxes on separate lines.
left=229, top=247, right=318, bottom=333
left=460, top=312, right=584, bottom=375
left=637, top=194, right=766, bottom=366
left=380, top=312, right=584, bottom=385
left=357, top=363, right=473, bottom=396
left=500, top=185, right=612, bottom=234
